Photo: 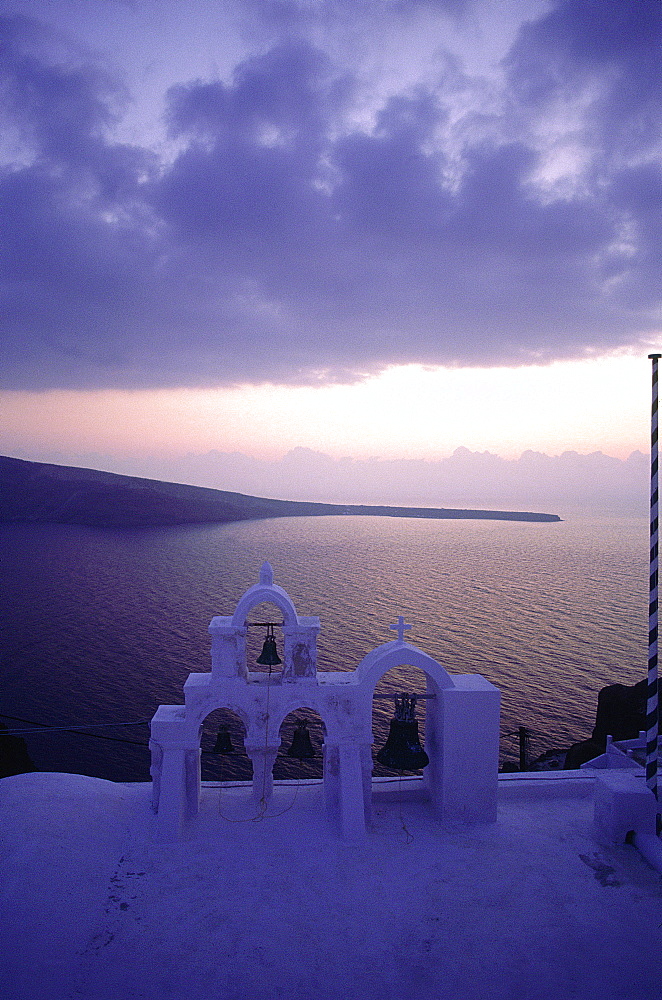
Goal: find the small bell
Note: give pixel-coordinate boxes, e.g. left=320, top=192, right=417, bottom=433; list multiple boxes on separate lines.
left=256, top=623, right=282, bottom=666
left=212, top=725, right=235, bottom=754
left=375, top=693, right=429, bottom=771
left=286, top=718, right=316, bottom=759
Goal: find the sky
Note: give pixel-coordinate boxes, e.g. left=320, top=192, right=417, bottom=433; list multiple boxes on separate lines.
left=0, top=0, right=660, bottom=502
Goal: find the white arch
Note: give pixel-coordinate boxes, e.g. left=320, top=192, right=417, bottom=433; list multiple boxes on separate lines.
left=231, top=585, right=299, bottom=627
left=354, top=640, right=455, bottom=693
left=230, top=560, right=299, bottom=627
left=195, top=702, right=251, bottom=735
left=271, top=703, right=330, bottom=738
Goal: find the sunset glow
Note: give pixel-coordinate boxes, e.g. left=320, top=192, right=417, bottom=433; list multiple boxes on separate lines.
left=0, top=354, right=651, bottom=466
left=0, top=1, right=660, bottom=493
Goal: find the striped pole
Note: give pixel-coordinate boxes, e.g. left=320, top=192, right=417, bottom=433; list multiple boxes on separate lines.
left=647, top=353, right=661, bottom=835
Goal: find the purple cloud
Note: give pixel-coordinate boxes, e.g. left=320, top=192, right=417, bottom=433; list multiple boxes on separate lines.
left=0, top=3, right=660, bottom=390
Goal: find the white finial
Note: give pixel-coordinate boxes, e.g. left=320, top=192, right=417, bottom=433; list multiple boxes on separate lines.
left=259, top=561, right=274, bottom=585
left=390, top=616, right=412, bottom=643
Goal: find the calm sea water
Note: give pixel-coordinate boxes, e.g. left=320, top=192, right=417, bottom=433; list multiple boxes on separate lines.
left=0, top=514, right=649, bottom=781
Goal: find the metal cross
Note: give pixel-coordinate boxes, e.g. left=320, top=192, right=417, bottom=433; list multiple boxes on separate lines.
left=390, top=616, right=412, bottom=643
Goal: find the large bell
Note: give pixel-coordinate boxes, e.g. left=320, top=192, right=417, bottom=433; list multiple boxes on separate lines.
left=256, top=623, right=282, bottom=666
left=212, top=725, right=235, bottom=754
left=375, top=693, right=429, bottom=771
left=286, top=719, right=316, bottom=759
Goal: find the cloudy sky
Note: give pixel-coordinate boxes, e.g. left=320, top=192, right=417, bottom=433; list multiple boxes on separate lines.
left=1, top=0, right=660, bottom=495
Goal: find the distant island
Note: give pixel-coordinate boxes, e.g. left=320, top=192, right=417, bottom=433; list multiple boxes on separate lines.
left=0, top=456, right=561, bottom=528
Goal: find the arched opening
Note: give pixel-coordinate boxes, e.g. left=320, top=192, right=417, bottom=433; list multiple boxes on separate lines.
left=199, top=708, right=251, bottom=782
left=372, top=665, right=429, bottom=777
left=244, top=601, right=286, bottom=674
left=273, top=708, right=325, bottom=781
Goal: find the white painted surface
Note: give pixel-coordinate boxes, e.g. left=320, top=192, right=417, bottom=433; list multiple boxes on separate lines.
left=593, top=770, right=658, bottom=842
left=150, top=564, right=501, bottom=839
left=2, top=772, right=662, bottom=1000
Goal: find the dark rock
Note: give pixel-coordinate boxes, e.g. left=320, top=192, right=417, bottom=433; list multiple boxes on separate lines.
left=0, top=724, right=36, bottom=778
left=564, top=739, right=604, bottom=770
left=529, top=749, right=567, bottom=771
left=591, top=680, right=647, bottom=743
left=564, top=678, right=647, bottom=769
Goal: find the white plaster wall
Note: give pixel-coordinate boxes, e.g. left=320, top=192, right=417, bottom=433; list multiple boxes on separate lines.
left=438, top=677, right=501, bottom=822
left=150, top=568, right=501, bottom=840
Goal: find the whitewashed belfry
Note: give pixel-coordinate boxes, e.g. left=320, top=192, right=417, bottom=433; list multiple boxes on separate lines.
left=150, top=563, right=501, bottom=840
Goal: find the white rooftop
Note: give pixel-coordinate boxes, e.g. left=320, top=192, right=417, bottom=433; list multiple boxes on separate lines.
left=2, top=770, right=661, bottom=1000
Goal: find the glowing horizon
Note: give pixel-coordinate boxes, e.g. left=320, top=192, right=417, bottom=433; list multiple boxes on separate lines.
left=0, top=354, right=653, bottom=469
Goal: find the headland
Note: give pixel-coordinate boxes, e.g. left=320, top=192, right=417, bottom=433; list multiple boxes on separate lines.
left=0, top=455, right=561, bottom=528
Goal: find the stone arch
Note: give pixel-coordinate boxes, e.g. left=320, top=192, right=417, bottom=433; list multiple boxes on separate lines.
left=353, top=641, right=457, bottom=823
left=210, top=563, right=319, bottom=682
left=189, top=698, right=252, bottom=738
left=199, top=706, right=251, bottom=782
left=371, top=661, right=431, bottom=775
left=355, top=641, right=455, bottom=695
left=231, top=561, right=299, bottom=628
left=273, top=706, right=325, bottom=780
left=265, top=695, right=331, bottom=740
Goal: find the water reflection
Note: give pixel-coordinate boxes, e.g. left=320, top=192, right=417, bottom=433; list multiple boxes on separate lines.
left=0, top=514, right=648, bottom=780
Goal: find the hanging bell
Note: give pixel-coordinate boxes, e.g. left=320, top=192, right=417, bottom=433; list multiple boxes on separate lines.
left=286, top=718, right=316, bottom=759
left=375, top=693, right=429, bottom=771
left=212, top=725, right=235, bottom=754
left=256, top=623, right=282, bottom=666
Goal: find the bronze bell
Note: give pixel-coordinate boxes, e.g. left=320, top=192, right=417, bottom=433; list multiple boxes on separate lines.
left=256, top=623, right=282, bottom=666
left=212, top=725, right=235, bottom=754
left=287, top=718, right=316, bottom=759
left=375, top=693, right=429, bottom=771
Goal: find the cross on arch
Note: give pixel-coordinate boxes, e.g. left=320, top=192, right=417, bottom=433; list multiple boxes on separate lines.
left=390, top=616, right=412, bottom=643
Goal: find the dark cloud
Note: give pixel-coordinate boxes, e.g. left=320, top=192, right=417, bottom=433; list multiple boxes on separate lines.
left=0, top=4, right=660, bottom=390
left=505, top=0, right=661, bottom=160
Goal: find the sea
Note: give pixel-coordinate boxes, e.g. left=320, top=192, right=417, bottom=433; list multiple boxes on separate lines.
left=0, top=513, right=649, bottom=783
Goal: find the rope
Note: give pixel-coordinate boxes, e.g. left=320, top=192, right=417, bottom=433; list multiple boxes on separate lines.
left=0, top=713, right=149, bottom=747
left=217, top=663, right=300, bottom=823
left=260, top=665, right=273, bottom=813
left=0, top=713, right=150, bottom=734
left=398, top=773, right=414, bottom=845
